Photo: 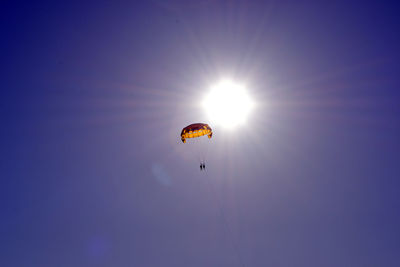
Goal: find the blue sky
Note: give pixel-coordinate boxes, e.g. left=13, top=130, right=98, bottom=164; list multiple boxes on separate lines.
left=1, top=1, right=400, bottom=266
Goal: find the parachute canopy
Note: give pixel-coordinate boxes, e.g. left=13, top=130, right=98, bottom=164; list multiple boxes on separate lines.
left=181, top=123, right=212, bottom=143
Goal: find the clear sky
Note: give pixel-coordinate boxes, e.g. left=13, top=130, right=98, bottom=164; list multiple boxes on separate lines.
left=1, top=1, right=400, bottom=266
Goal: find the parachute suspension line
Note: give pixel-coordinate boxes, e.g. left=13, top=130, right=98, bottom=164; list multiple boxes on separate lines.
left=193, top=136, right=204, bottom=165
left=199, top=137, right=204, bottom=164
left=204, top=172, right=246, bottom=267
left=191, top=135, right=209, bottom=167
left=198, top=135, right=209, bottom=165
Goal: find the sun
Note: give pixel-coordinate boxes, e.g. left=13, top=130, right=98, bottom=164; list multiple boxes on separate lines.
left=202, top=79, right=254, bottom=129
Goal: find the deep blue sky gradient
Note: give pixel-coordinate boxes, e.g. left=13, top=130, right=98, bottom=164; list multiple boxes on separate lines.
left=1, top=1, right=400, bottom=266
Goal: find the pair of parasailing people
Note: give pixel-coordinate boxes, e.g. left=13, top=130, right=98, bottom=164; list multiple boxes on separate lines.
left=181, top=123, right=212, bottom=171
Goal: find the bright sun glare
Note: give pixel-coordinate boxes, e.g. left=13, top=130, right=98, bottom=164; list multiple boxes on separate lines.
left=202, top=80, right=254, bottom=129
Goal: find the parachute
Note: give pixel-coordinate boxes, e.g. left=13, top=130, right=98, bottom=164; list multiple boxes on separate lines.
left=180, top=123, right=212, bottom=143
left=180, top=123, right=212, bottom=169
